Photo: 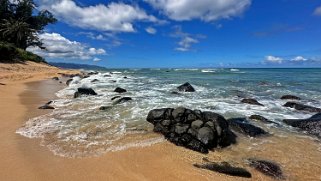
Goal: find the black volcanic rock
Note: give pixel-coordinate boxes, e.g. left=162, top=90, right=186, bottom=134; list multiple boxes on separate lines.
left=114, top=87, right=127, bottom=93
left=283, top=113, right=321, bottom=138
left=146, top=107, right=236, bottom=153
left=247, top=158, right=284, bottom=179
left=241, top=98, right=264, bottom=106
left=194, top=161, right=252, bottom=178
left=177, top=82, right=196, bottom=92
left=74, top=88, right=97, bottom=98
left=283, top=102, right=321, bottom=113
left=280, top=95, right=301, bottom=100
left=228, top=118, right=268, bottom=137
left=52, top=77, right=59, bottom=81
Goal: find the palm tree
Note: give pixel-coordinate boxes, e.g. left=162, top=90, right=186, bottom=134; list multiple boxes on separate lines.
left=0, top=18, right=36, bottom=49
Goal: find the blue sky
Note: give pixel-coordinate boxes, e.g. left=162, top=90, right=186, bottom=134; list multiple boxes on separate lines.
left=28, top=0, right=321, bottom=68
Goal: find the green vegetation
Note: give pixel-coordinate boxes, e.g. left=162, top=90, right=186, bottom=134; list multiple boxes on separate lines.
left=0, top=0, right=56, bottom=63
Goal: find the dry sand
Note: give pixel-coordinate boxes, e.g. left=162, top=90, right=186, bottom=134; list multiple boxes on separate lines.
left=1, top=62, right=320, bottom=181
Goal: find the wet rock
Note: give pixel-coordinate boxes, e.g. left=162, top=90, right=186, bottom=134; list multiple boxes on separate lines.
left=66, top=79, right=73, bottom=86
left=103, top=74, right=111, bottom=77
left=38, top=101, right=54, bottom=109
left=146, top=107, right=236, bottom=153
left=52, top=77, right=59, bottom=81
left=38, top=105, right=55, bottom=109
left=283, top=113, right=321, bottom=138
left=228, top=118, right=268, bottom=137
left=247, top=158, right=284, bottom=179
left=280, top=95, right=301, bottom=100
left=111, top=96, right=121, bottom=101
left=114, top=87, right=127, bottom=93
left=91, top=79, right=99, bottom=83
left=113, top=97, right=132, bottom=105
left=110, top=80, right=117, bottom=83
left=177, top=82, right=196, bottom=92
left=283, top=102, right=321, bottom=113
left=194, top=162, right=252, bottom=178
left=74, top=88, right=97, bottom=98
left=241, top=98, right=264, bottom=106
left=123, top=76, right=128, bottom=79
left=99, top=106, right=112, bottom=111
left=249, top=115, right=275, bottom=124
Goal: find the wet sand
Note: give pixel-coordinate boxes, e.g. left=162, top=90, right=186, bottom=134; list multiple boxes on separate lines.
left=1, top=68, right=321, bottom=180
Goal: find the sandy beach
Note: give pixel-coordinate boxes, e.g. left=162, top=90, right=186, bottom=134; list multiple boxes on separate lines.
left=1, top=62, right=321, bottom=181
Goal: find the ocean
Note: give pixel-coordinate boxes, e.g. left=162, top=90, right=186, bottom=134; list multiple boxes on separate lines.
left=16, top=68, right=321, bottom=158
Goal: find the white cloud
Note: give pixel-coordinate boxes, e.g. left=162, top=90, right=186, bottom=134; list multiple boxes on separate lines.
left=291, top=56, right=307, bottom=62
left=176, top=37, right=199, bottom=51
left=145, top=0, right=251, bottom=21
left=38, top=0, right=158, bottom=32
left=171, top=26, right=204, bottom=52
left=93, top=58, right=101, bottom=62
left=27, top=32, right=106, bottom=60
left=145, top=27, right=157, bottom=34
left=265, top=56, right=283, bottom=64
left=314, top=6, right=321, bottom=16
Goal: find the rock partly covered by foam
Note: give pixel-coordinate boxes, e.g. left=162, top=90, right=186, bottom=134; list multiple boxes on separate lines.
left=247, top=158, right=284, bottom=179
left=283, top=113, right=321, bottom=138
left=249, top=115, right=275, bottom=124
left=280, top=95, right=301, bottom=100
left=177, top=82, right=196, bottom=92
left=38, top=101, right=55, bottom=110
left=283, top=102, right=321, bottom=113
left=241, top=98, right=264, bottom=106
left=114, top=87, right=127, bottom=93
left=228, top=118, right=269, bottom=137
left=66, top=79, right=73, bottom=86
left=146, top=107, right=236, bottom=153
left=74, top=88, right=97, bottom=98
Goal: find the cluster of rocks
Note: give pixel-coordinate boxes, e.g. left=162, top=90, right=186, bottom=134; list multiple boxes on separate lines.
left=147, top=107, right=237, bottom=153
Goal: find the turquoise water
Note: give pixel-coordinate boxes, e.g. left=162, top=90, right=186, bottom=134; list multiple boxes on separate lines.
left=17, top=68, right=321, bottom=157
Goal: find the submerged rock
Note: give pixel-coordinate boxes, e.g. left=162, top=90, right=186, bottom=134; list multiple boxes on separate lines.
left=283, top=102, right=321, bottom=113
left=280, top=95, right=301, bottom=100
left=283, top=113, right=321, bottom=138
left=247, top=158, right=284, bottom=179
left=194, top=161, right=252, bottom=178
left=249, top=115, right=275, bottom=124
left=99, top=106, right=112, bottom=111
left=91, top=79, right=99, bottom=83
left=177, top=82, right=196, bottom=92
left=111, top=96, right=121, bottom=100
left=113, top=97, right=132, bottom=105
left=146, top=107, right=236, bottom=153
left=114, top=87, right=127, bottom=93
left=241, top=98, right=264, bottom=106
left=74, top=88, right=97, bottom=98
left=52, top=77, right=59, bottom=81
left=38, top=101, right=54, bottom=110
left=228, top=118, right=268, bottom=137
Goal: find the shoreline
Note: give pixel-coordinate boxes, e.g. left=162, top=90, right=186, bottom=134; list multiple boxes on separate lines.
left=1, top=66, right=321, bottom=180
